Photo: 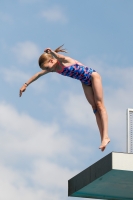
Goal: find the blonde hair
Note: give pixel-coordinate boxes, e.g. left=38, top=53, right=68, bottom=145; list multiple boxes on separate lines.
left=38, top=44, right=67, bottom=67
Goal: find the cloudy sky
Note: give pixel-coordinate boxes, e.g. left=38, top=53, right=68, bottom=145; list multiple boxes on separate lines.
left=0, top=0, right=133, bottom=200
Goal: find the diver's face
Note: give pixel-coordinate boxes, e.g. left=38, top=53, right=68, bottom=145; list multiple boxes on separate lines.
left=41, top=59, right=57, bottom=72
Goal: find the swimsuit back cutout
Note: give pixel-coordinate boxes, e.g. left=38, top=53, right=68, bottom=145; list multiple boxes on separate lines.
left=56, top=60, right=96, bottom=86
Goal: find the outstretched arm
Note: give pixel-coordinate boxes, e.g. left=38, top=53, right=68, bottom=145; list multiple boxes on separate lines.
left=19, top=70, right=48, bottom=97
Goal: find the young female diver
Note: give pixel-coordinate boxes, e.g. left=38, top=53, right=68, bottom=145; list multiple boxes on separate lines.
left=19, top=45, right=110, bottom=151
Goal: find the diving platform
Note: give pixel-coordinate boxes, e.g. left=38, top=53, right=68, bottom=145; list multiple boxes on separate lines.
left=68, top=152, right=133, bottom=200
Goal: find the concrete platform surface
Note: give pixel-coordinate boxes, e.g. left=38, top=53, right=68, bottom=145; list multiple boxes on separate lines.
left=68, top=152, right=133, bottom=200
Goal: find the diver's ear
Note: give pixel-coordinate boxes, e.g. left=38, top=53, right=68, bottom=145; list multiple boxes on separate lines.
left=49, top=59, right=53, bottom=63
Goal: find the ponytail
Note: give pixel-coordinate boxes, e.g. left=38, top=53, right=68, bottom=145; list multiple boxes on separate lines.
left=54, top=44, right=67, bottom=53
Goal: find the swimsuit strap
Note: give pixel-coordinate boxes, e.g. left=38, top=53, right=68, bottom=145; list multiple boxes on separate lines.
left=56, top=60, right=65, bottom=73
left=57, top=60, right=62, bottom=67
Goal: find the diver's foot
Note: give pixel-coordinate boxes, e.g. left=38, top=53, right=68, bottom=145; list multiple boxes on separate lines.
left=99, top=138, right=110, bottom=152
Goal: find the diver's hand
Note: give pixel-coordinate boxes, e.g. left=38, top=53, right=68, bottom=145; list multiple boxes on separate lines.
left=44, top=48, right=52, bottom=54
left=19, top=83, right=27, bottom=97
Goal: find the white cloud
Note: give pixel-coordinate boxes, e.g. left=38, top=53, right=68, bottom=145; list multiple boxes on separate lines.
left=0, top=102, right=72, bottom=158
left=0, top=67, right=29, bottom=83
left=0, top=67, right=47, bottom=93
left=12, top=41, right=40, bottom=64
left=61, top=92, right=96, bottom=128
left=41, top=6, right=68, bottom=23
left=0, top=164, right=70, bottom=200
left=0, top=12, right=13, bottom=24
left=0, top=101, right=81, bottom=200
left=30, top=159, right=77, bottom=191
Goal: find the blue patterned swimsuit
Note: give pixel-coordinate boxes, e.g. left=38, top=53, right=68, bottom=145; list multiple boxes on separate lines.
left=56, top=60, right=96, bottom=86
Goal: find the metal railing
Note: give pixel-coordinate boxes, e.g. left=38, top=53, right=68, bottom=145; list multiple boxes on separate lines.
left=126, top=108, right=133, bottom=153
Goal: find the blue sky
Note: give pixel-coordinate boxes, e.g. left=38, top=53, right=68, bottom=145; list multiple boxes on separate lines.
left=0, top=0, right=133, bottom=200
